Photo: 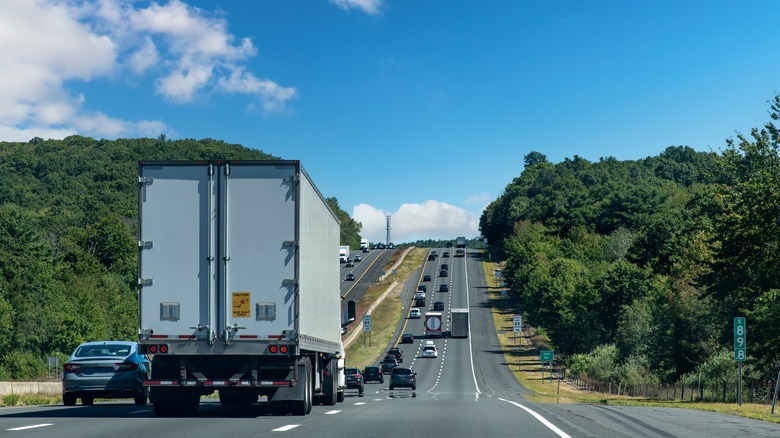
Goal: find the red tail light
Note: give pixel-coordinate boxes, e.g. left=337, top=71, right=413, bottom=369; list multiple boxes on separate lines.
left=159, top=344, right=168, bottom=353
left=280, top=345, right=289, bottom=354
left=63, top=363, right=82, bottom=372
left=269, top=345, right=278, bottom=353
left=115, top=362, right=138, bottom=371
left=149, top=345, right=158, bottom=353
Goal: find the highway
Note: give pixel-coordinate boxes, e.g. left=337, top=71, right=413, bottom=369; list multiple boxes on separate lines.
left=3, top=248, right=780, bottom=437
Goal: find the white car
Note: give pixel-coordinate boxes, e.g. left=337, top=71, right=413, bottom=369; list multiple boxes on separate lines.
left=409, top=309, right=422, bottom=319
left=422, top=345, right=438, bottom=358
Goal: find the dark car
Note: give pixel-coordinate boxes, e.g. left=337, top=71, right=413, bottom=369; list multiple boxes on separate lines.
left=423, top=275, right=432, bottom=282
left=345, top=273, right=355, bottom=281
left=433, top=301, right=444, bottom=311
left=428, top=254, right=437, bottom=261
left=401, top=333, right=414, bottom=344
left=439, top=284, right=449, bottom=292
left=381, top=356, right=399, bottom=374
left=446, top=242, right=453, bottom=248
left=439, top=270, right=448, bottom=277
left=344, top=367, right=365, bottom=396
left=417, top=285, right=427, bottom=292
left=62, top=341, right=150, bottom=406
left=442, top=251, right=450, bottom=257
left=388, top=347, right=403, bottom=363
left=345, top=261, right=355, bottom=267
left=389, top=367, right=416, bottom=390
left=441, top=264, right=449, bottom=270
left=363, top=366, right=384, bottom=384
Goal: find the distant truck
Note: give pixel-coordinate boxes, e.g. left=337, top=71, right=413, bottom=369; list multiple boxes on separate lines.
left=455, top=249, right=465, bottom=257
left=425, top=311, right=443, bottom=338
left=360, top=238, right=369, bottom=252
left=340, top=245, right=350, bottom=263
left=450, top=308, right=469, bottom=338
left=456, top=236, right=466, bottom=248
left=137, top=160, right=355, bottom=416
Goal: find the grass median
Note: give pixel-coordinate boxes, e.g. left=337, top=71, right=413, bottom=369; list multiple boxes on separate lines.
left=345, top=248, right=427, bottom=369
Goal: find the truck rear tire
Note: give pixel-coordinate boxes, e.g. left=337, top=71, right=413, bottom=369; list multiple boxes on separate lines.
left=321, top=359, right=338, bottom=406
left=337, top=390, right=345, bottom=402
left=290, top=358, right=312, bottom=416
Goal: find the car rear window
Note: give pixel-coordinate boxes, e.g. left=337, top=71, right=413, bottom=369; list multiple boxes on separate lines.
left=345, top=368, right=359, bottom=374
left=75, top=344, right=132, bottom=358
left=393, top=368, right=412, bottom=375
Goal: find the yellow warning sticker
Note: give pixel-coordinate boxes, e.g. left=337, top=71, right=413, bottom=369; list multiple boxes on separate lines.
left=232, top=292, right=250, bottom=318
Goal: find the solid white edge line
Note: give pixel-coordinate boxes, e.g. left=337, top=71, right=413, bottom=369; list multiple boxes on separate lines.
left=464, top=251, right=482, bottom=395
left=499, top=398, right=572, bottom=438
left=8, top=424, right=54, bottom=431
left=272, top=424, right=301, bottom=432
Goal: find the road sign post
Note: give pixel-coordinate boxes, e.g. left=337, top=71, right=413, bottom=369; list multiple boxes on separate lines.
left=540, top=350, right=554, bottom=383
left=363, top=315, right=372, bottom=348
left=734, top=317, right=746, bottom=405
left=513, top=315, right=522, bottom=345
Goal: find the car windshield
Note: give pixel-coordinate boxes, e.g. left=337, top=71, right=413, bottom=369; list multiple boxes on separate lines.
left=74, top=344, right=132, bottom=358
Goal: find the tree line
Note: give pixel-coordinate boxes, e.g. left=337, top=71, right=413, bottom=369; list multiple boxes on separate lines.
left=480, top=95, right=780, bottom=386
left=0, top=136, right=360, bottom=379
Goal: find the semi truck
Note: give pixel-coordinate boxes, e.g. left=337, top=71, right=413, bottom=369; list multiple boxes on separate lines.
left=360, top=238, right=369, bottom=252
left=450, top=308, right=469, bottom=338
left=456, top=236, right=466, bottom=248
left=425, top=312, right=443, bottom=338
left=137, top=160, right=355, bottom=416
left=339, top=245, right=350, bottom=263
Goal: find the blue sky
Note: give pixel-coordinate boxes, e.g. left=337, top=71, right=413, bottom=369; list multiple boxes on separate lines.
left=2, top=1, right=780, bottom=243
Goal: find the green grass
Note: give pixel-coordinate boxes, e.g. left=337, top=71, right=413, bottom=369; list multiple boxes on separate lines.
left=345, top=248, right=427, bottom=369
left=480, top=257, right=780, bottom=424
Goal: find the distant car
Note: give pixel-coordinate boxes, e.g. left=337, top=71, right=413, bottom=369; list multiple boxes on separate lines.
left=422, top=345, right=438, bottom=358
left=439, top=270, right=448, bottom=277
left=409, top=309, right=421, bottom=318
left=62, top=341, right=150, bottom=406
left=417, top=285, right=427, bottom=292
left=363, top=366, right=384, bottom=384
left=345, top=273, right=355, bottom=281
left=363, top=247, right=369, bottom=253
left=354, top=255, right=361, bottom=262
left=415, top=291, right=425, bottom=300
left=345, top=261, right=355, bottom=267
left=414, top=297, right=426, bottom=307
left=388, top=347, right=403, bottom=363
left=344, top=367, right=364, bottom=396
left=446, top=242, right=453, bottom=248
left=401, top=333, right=414, bottom=344
left=433, top=301, right=444, bottom=311
left=439, top=284, right=449, bottom=292
left=423, top=275, right=432, bottom=282
left=381, top=356, right=399, bottom=374
left=428, top=254, right=437, bottom=261
left=431, top=250, right=438, bottom=256
left=441, top=264, right=449, bottom=270
left=442, top=252, right=450, bottom=258
left=389, top=367, right=416, bottom=390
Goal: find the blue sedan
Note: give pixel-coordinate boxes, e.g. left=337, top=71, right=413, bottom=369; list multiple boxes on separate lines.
left=62, top=341, right=150, bottom=406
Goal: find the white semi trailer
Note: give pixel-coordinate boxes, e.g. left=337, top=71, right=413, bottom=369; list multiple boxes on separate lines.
left=137, top=160, right=354, bottom=416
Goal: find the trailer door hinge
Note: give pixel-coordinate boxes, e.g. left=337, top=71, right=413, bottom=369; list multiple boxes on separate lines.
left=138, top=176, right=153, bottom=185
left=138, top=240, right=153, bottom=249
left=283, top=176, right=298, bottom=183
left=139, top=278, right=153, bottom=287
left=282, top=240, right=296, bottom=248
left=282, top=279, right=296, bottom=287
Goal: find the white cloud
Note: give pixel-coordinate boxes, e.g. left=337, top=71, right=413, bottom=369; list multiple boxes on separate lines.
left=329, top=0, right=384, bottom=15
left=353, top=200, right=480, bottom=244
left=0, top=0, right=293, bottom=142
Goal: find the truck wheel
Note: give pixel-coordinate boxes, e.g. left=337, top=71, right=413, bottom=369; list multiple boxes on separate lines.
left=322, top=360, right=338, bottom=406
left=63, top=393, right=76, bottom=406
left=337, top=390, right=345, bottom=403
left=290, top=358, right=311, bottom=416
